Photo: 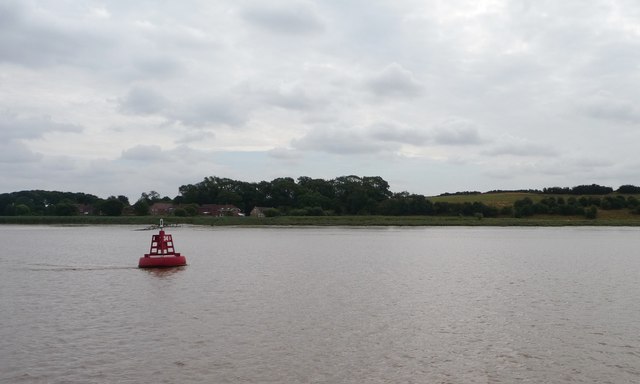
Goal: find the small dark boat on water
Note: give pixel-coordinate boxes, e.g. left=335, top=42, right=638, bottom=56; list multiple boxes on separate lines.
left=138, top=219, right=187, bottom=268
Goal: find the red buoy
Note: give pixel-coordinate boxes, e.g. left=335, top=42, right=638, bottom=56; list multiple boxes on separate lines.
left=138, top=219, right=187, bottom=268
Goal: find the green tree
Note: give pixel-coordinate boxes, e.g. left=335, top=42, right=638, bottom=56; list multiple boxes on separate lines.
left=140, top=191, right=161, bottom=204
left=217, top=190, right=242, bottom=206
left=133, top=199, right=150, bottom=215
left=100, top=197, right=124, bottom=216
left=617, top=185, right=640, bottom=194
left=14, top=204, right=31, bottom=216
left=333, top=175, right=372, bottom=214
left=298, top=191, right=332, bottom=210
left=55, top=201, right=78, bottom=216
left=268, top=177, right=300, bottom=208
left=514, top=198, right=535, bottom=217
left=117, top=195, right=130, bottom=206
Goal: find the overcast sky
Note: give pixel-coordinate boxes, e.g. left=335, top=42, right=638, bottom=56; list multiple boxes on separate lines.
left=2, top=0, right=640, bottom=200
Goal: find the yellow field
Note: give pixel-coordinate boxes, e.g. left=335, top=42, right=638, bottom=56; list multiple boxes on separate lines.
left=429, top=192, right=538, bottom=208
left=429, top=192, right=640, bottom=218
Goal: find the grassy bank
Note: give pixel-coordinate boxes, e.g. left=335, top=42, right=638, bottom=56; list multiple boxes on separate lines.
left=3, top=215, right=640, bottom=226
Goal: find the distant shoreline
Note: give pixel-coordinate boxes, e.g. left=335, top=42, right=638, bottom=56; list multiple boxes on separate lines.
left=2, top=215, right=640, bottom=227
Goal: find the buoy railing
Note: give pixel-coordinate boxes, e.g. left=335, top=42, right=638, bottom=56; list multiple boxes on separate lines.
left=138, top=219, right=187, bottom=268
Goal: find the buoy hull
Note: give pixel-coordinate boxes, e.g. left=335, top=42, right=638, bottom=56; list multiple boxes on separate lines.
left=138, top=255, right=187, bottom=268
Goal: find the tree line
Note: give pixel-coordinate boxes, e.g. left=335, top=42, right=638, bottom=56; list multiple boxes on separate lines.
left=0, top=190, right=137, bottom=217
left=1, top=178, right=639, bottom=218
left=512, top=195, right=640, bottom=219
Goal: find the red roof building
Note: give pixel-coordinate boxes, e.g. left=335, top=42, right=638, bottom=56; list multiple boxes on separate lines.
left=198, top=204, right=242, bottom=216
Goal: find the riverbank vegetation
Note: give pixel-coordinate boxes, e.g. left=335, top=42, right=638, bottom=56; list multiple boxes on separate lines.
left=3, top=214, right=640, bottom=227
left=2, top=176, right=640, bottom=226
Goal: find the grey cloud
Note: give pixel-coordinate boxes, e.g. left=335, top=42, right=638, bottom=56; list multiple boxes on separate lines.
left=0, top=141, right=42, bottom=163
left=554, top=156, right=614, bottom=176
left=119, top=86, right=169, bottom=115
left=582, top=40, right=640, bottom=77
left=132, top=18, right=221, bottom=51
left=581, top=96, right=640, bottom=123
left=0, top=1, right=188, bottom=79
left=505, top=1, right=640, bottom=83
left=176, top=130, right=215, bottom=144
left=268, top=147, right=303, bottom=160
left=56, top=145, right=223, bottom=199
left=506, top=1, right=601, bottom=52
left=567, top=156, right=612, bottom=169
left=320, top=1, right=410, bottom=61
left=0, top=1, right=22, bottom=27
left=292, top=127, right=396, bottom=155
left=0, top=1, right=113, bottom=68
left=5, top=0, right=640, bottom=197
left=432, top=119, right=483, bottom=145
left=121, top=145, right=166, bottom=161
left=263, top=84, right=316, bottom=111
left=537, top=156, right=614, bottom=177
left=368, top=119, right=483, bottom=148
left=241, top=2, right=324, bottom=35
left=0, top=113, right=82, bottom=140
left=483, top=137, right=557, bottom=157
left=243, top=80, right=319, bottom=112
left=172, top=97, right=247, bottom=127
left=128, top=56, right=185, bottom=80
left=119, top=144, right=217, bottom=165
left=118, top=87, right=248, bottom=127
left=366, top=63, right=423, bottom=98
left=368, top=123, right=429, bottom=145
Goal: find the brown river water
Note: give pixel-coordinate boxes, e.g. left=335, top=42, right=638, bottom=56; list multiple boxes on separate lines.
left=1, top=225, right=639, bottom=383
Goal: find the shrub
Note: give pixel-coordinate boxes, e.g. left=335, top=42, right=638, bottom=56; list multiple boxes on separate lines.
left=184, top=204, right=198, bottom=216
left=305, top=206, right=325, bottom=216
left=263, top=208, right=280, bottom=217
left=500, top=206, right=513, bottom=216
